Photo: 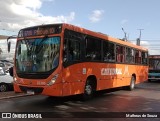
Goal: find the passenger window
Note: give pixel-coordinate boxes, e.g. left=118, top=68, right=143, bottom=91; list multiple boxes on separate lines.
left=68, top=40, right=80, bottom=61
left=126, top=48, right=135, bottom=63
left=142, top=52, right=148, bottom=64
left=103, top=41, right=115, bottom=62
left=63, top=30, right=81, bottom=63
left=85, top=37, right=101, bottom=61
left=135, top=50, right=141, bottom=64
left=116, top=45, right=125, bottom=63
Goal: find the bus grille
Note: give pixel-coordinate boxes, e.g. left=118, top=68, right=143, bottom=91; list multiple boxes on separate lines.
left=19, top=86, right=44, bottom=94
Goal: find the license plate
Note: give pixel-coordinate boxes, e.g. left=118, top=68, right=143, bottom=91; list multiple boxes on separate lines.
left=27, top=90, right=35, bottom=95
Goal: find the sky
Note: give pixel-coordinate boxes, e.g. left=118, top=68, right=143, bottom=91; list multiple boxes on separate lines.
left=0, top=0, right=160, bottom=59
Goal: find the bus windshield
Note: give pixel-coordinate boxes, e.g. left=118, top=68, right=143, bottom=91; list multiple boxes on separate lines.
left=149, top=59, right=160, bottom=70
left=15, top=36, right=60, bottom=73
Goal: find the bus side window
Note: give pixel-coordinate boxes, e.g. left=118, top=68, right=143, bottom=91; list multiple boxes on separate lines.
left=103, top=41, right=115, bottom=62
left=63, top=38, right=81, bottom=63
left=116, top=45, right=124, bottom=63
left=63, top=39, right=75, bottom=62
left=85, top=37, right=101, bottom=61
left=135, top=50, right=141, bottom=64
left=63, top=39, right=67, bottom=63
left=68, top=40, right=80, bottom=61
left=126, top=48, right=134, bottom=63
left=142, top=52, right=148, bottom=64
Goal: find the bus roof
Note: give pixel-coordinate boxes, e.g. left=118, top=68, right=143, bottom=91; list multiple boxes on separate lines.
left=19, top=23, right=148, bottom=51
left=62, top=23, right=148, bottom=51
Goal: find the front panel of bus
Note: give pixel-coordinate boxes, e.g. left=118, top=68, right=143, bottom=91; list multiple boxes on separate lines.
left=13, top=24, right=64, bottom=96
left=148, top=57, right=160, bottom=80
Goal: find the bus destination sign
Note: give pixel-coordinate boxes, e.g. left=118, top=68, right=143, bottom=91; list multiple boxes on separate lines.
left=18, top=25, right=62, bottom=37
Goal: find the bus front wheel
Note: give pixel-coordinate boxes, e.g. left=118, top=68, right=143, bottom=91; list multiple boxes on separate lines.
left=82, top=80, right=94, bottom=100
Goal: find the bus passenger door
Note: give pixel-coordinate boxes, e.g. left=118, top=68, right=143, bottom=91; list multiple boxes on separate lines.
left=62, top=37, right=83, bottom=96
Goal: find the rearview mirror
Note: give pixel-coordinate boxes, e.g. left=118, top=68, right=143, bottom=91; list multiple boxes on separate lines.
left=7, top=41, right=11, bottom=52
left=7, top=35, right=17, bottom=53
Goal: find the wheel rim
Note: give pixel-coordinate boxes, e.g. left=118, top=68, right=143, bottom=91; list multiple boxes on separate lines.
left=131, top=81, right=134, bottom=89
left=131, top=78, right=135, bottom=89
left=0, top=84, right=7, bottom=92
left=85, top=85, right=92, bottom=95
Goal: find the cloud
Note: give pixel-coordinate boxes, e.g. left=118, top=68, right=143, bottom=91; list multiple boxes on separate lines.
left=0, top=0, right=75, bottom=33
left=131, top=40, right=160, bottom=55
left=0, top=0, right=75, bottom=59
left=121, top=19, right=129, bottom=25
left=131, top=40, right=150, bottom=48
left=12, top=0, right=42, bottom=11
left=140, top=40, right=150, bottom=47
left=89, top=10, right=104, bottom=23
left=149, top=50, right=160, bottom=55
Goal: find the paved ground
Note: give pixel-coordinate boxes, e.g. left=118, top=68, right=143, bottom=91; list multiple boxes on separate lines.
left=0, top=82, right=160, bottom=121
left=0, top=91, right=30, bottom=100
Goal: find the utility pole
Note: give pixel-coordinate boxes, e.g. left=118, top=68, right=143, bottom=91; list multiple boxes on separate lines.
left=122, top=28, right=127, bottom=41
left=138, top=29, right=144, bottom=40
left=136, top=29, right=144, bottom=46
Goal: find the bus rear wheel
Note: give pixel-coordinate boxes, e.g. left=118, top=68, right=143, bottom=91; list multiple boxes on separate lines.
left=127, top=76, right=135, bottom=91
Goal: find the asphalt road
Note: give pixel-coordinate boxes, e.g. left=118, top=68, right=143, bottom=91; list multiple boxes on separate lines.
left=0, top=81, right=160, bottom=121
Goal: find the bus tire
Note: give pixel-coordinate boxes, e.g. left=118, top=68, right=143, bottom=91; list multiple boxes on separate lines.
left=0, top=83, right=8, bottom=92
left=82, top=80, right=94, bottom=101
left=127, top=76, right=135, bottom=91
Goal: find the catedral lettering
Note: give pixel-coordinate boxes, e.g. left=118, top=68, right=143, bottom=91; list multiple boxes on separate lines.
left=101, top=68, right=122, bottom=75
left=7, top=23, right=148, bottom=100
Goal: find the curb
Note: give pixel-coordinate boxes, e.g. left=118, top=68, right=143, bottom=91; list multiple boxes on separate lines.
left=0, top=93, right=33, bottom=100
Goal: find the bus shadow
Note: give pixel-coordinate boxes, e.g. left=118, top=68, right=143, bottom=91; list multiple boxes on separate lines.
left=45, top=87, right=124, bottom=104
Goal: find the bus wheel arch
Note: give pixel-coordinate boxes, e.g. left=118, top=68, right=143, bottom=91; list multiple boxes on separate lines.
left=132, top=74, right=136, bottom=82
left=82, top=75, right=97, bottom=100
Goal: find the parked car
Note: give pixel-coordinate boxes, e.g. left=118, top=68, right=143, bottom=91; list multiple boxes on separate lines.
left=0, top=67, right=13, bottom=92
left=0, top=61, right=13, bottom=73
left=0, top=62, right=6, bottom=73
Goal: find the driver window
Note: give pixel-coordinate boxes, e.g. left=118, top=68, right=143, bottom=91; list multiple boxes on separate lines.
left=63, top=30, right=81, bottom=63
left=64, top=39, right=80, bottom=62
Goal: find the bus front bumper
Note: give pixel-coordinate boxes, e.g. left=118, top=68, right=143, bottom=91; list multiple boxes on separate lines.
left=13, top=83, right=63, bottom=96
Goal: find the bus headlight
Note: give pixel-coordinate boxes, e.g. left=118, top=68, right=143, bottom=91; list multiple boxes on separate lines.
left=13, top=76, right=18, bottom=83
left=47, top=74, right=59, bottom=86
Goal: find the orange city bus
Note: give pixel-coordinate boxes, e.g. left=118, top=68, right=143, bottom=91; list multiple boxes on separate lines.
left=9, top=23, right=148, bottom=99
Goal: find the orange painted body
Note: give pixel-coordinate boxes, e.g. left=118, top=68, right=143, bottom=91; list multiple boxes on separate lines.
left=13, top=23, right=148, bottom=96
left=13, top=62, right=148, bottom=96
